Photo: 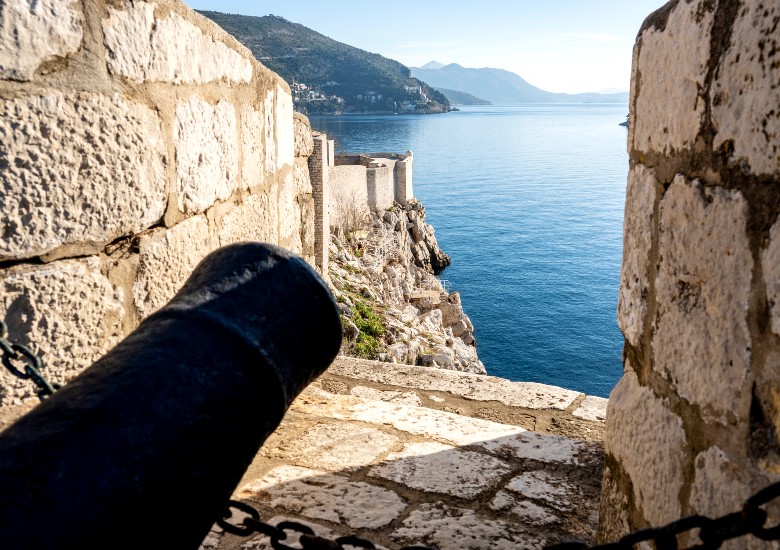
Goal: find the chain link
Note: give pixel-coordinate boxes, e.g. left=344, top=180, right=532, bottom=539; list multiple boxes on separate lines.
left=545, top=479, right=780, bottom=549
left=219, top=500, right=436, bottom=550
left=0, top=320, right=59, bottom=398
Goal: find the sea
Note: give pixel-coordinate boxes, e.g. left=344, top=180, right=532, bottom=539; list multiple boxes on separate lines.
left=310, top=103, right=629, bottom=398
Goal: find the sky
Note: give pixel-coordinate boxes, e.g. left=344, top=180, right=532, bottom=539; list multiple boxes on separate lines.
left=183, top=1, right=668, bottom=94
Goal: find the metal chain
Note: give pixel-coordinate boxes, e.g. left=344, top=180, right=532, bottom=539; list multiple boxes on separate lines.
left=0, top=320, right=59, bottom=398
left=545, top=479, right=780, bottom=549
left=219, top=499, right=436, bottom=550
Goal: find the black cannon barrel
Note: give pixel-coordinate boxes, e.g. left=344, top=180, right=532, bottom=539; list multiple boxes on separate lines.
left=0, top=243, right=342, bottom=549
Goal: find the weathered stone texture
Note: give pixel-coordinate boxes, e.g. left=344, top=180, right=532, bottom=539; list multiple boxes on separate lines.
left=132, top=215, right=217, bottom=318
left=240, top=102, right=265, bottom=188
left=0, top=258, right=123, bottom=404
left=764, top=220, right=780, bottom=336
left=654, top=176, right=751, bottom=422
left=217, top=193, right=274, bottom=246
left=263, top=90, right=277, bottom=174
left=0, top=92, right=167, bottom=260
left=0, top=0, right=83, bottom=81
left=711, top=0, right=780, bottom=177
left=617, top=164, right=657, bottom=346
left=689, top=446, right=750, bottom=518
left=102, top=1, right=252, bottom=84
left=293, top=114, right=314, bottom=157
left=630, top=0, right=713, bottom=154
left=276, top=85, right=295, bottom=170
left=604, top=371, right=686, bottom=527
left=174, top=96, right=239, bottom=214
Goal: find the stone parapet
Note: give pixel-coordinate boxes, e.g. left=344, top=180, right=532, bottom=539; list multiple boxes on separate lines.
left=603, top=0, right=780, bottom=542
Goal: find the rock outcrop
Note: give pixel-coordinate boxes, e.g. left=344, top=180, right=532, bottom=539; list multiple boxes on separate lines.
left=329, top=200, right=485, bottom=374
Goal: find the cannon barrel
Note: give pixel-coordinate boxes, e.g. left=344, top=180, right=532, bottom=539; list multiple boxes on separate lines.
left=0, top=243, right=342, bottom=549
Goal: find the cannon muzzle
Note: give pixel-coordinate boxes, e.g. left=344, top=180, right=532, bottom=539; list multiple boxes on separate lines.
left=0, top=243, right=342, bottom=549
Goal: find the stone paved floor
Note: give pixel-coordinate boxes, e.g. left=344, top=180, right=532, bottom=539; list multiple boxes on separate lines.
left=203, top=358, right=607, bottom=550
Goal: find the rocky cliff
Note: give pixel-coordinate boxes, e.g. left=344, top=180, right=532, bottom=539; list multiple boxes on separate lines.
left=329, top=201, right=486, bottom=374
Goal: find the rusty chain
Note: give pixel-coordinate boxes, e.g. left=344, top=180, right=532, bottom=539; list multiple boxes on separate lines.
left=220, top=499, right=435, bottom=549
left=546, top=478, right=780, bottom=549
left=222, top=480, right=780, bottom=550
left=0, top=320, right=59, bottom=398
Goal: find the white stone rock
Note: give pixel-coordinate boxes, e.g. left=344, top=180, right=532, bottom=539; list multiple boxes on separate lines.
left=605, top=370, right=687, bottom=526
left=711, top=0, right=780, bottom=177
left=391, top=502, right=539, bottom=550
left=275, top=85, right=295, bottom=170
left=0, top=92, right=167, bottom=260
left=133, top=215, right=218, bottom=319
left=689, top=446, right=751, bottom=518
left=218, top=193, right=275, bottom=247
left=329, top=358, right=582, bottom=410
left=617, top=164, right=658, bottom=346
left=238, top=465, right=406, bottom=529
left=271, top=423, right=398, bottom=472
left=764, top=221, right=780, bottom=336
left=655, top=176, right=751, bottom=422
left=631, top=0, right=713, bottom=154
left=478, top=431, right=588, bottom=465
left=264, top=90, right=277, bottom=174
left=240, top=102, right=265, bottom=188
left=369, top=442, right=511, bottom=498
left=102, top=2, right=252, bottom=84
left=503, top=471, right=578, bottom=510
left=350, top=386, right=422, bottom=406
left=490, top=490, right=559, bottom=526
left=0, top=258, right=123, bottom=403
left=0, top=0, right=83, bottom=80
left=572, top=396, right=608, bottom=423
left=174, top=96, right=239, bottom=214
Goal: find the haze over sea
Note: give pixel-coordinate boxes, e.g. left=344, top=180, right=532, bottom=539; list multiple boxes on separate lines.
left=311, top=104, right=628, bottom=398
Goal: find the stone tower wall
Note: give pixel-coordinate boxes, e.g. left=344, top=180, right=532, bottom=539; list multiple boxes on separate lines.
left=0, top=0, right=317, bottom=417
left=601, top=0, right=780, bottom=543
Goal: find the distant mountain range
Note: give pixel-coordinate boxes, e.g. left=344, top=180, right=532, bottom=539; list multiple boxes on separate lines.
left=435, top=88, right=492, bottom=106
left=410, top=62, right=629, bottom=104
left=196, top=12, right=450, bottom=114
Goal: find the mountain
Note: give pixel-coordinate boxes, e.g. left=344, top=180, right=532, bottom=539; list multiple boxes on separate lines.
left=435, top=88, right=492, bottom=106
left=410, top=63, right=629, bottom=104
left=196, top=12, right=450, bottom=115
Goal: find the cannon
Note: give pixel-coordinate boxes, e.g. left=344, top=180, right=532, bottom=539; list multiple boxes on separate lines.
left=0, top=243, right=342, bottom=549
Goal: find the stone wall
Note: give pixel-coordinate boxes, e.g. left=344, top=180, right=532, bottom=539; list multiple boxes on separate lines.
left=329, top=152, right=414, bottom=229
left=601, top=0, right=780, bottom=543
left=0, top=0, right=316, bottom=416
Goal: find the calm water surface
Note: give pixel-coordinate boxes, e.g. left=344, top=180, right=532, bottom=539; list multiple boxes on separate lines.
left=310, top=104, right=629, bottom=397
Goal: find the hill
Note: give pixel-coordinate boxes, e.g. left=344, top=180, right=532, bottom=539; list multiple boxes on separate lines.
left=410, top=63, right=629, bottom=104
left=196, top=12, right=450, bottom=115
left=435, top=88, right=492, bottom=105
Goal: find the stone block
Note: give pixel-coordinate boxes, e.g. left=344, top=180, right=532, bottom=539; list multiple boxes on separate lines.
left=239, top=465, right=406, bottom=529
left=102, top=2, right=252, bottom=84
left=617, top=164, right=658, bottom=346
left=711, top=0, right=780, bottom=177
left=294, top=159, right=313, bottom=196
left=689, top=446, right=750, bottom=518
left=655, top=176, right=751, bottom=422
left=604, top=370, right=687, bottom=526
left=572, top=395, right=608, bottom=423
left=0, top=0, right=83, bottom=81
left=217, top=193, right=274, bottom=246
left=267, top=423, right=398, bottom=473
left=293, top=114, right=314, bottom=158
left=133, top=215, right=218, bottom=319
left=502, top=471, right=579, bottom=511
left=764, top=220, right=780, bottom=336
left=0, top=258, right=123, bottom=404
left=369, top=442, right=510, bottom=498
left=278, top=172, right=301, bottom=252
left=276, top=85, right=295, bottom=170
left=391, top=502, right=537, bottom=550
left=478, top=432, right=589, bottom=465
left=0, top=92, right=167, bottom=260
left=350, top=386, right=421, bottom=406
left=264, top=90, right=276, bottom=174
left=489, top=491, right=559, bottom=526
left=174, top=96, right=239, bottom=214
left=240, top=101, right=265, bottom=188
left=630, top=0, right=713, bottom=154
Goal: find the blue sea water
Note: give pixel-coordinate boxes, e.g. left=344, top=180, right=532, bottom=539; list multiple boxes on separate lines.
left=310, top=104, right=629, bottom=398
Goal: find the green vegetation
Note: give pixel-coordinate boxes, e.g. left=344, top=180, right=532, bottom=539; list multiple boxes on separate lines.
left=352, top=301, right=385, bottom=359
left=196, top=12, right=450, bottom=115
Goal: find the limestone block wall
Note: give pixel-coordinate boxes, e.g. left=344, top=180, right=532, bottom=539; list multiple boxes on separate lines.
left=0, top=0, right=315, bottom=415
left=601, top=0, right=780, bottom=542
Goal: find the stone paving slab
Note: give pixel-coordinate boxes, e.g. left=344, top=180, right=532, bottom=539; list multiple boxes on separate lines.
left=207, top=363, right=606, bottom=550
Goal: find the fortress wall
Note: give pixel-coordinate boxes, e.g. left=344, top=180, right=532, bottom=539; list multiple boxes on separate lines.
left=601, top=0, right=780, bottom=541
left=0, top=0, right=315, bottom=416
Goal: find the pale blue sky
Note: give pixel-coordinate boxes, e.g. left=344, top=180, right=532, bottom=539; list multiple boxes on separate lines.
left=184, top=1, right=668, bottom=94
